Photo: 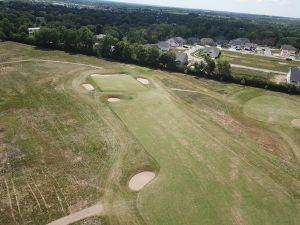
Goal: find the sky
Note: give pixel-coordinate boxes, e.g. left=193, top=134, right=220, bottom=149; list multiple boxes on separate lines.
left=107, top=0, right=300, bottom=18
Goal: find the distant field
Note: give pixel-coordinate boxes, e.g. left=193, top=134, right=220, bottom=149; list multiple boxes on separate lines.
left=221, top=50, right=300, bottom=72
left=0, top=42, right=300, bottom=225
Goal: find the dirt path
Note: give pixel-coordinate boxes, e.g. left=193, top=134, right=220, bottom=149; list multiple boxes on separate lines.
left=47, top=203, right=104, bottom=225
left=0, top=59, right=103, bottom=69
left=170, top=88, right=203, bottom=94
left=230, top=64, right=285, bottom=74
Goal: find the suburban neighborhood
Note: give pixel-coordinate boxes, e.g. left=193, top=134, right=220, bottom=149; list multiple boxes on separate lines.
left=1, top=1, right=300, bottom=225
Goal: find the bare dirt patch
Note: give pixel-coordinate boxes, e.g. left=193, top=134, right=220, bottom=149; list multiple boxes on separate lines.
left=82, top=84, right=95, bottom=91
left=128, top=171, right=155, bottom=191
left=137, top=78, right=150, bottom=85
left=272, top=75, right=286, bottom=84
left=291, top=119, right=300, bottom=127
left=0, top=66, right=16, bottom=74
left=107, top=98, right=120, bottom=103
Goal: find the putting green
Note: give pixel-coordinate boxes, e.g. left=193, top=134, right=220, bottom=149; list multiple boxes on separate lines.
left=243, top=95, right=300, bottom=124
left=91, top=74, right=145, bottom=92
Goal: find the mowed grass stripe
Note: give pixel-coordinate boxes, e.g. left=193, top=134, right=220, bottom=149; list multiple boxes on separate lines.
left=91, top=74, right=146, bottom=92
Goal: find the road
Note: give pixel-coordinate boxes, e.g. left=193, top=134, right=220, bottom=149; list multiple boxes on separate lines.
left=46, top=203, right=104, bottom=225
left=184, top=45, right=204, bottom=63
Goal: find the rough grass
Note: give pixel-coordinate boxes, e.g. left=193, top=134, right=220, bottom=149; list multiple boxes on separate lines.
left=0, top=42, right=300, bottom=225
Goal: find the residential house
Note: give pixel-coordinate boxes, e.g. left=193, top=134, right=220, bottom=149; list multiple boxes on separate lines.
left=175, top=52, right=189, bottom=66
left=187, top=37, right=200, bottom=45
left=94, top=34, right=106, bottom=41
left=244, top=43, right=257, bottom=51
left=93, top=34, right=107, bottom=46
left=28, top=27, right=40, bottom=35
left=287, top=68, right=300, bottom=87
left=203, top=47, right=220, bottom=59
left=229, top=38, right=250, bottom=49
left=281, top=45, right=297, bottom=58
left=200, top=38, right=215, bottom=46
left=216, top=39, right=229, bottom=48
left=166, top=37, right=187, bottom=47
left=157, top=41, right=171, bottom=51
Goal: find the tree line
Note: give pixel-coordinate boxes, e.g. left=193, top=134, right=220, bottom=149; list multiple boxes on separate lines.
left=1, top=1, right=300, bottom=49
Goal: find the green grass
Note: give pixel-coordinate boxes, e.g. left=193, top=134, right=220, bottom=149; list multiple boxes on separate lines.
left=243, top=95, right=300, bottom=124
left=91, top=74, right=145, bottom=92
left=221, top=50, right=300, bottom=72
left=0, top=42, right=300, bottom=225
left=231, top=67, right=277, bottom=81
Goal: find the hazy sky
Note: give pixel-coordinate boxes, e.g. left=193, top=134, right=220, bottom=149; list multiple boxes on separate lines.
left=108, top=0, right=300, bottom=18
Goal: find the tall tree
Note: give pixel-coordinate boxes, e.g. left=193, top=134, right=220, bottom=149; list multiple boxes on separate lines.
left=216, top=60, right=232, bottom=81
left=159, top=51, right=176, bottom=69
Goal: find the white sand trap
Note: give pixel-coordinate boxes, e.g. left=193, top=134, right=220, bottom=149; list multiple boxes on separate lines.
left=107, top=98, right=120, bottom=103
left=137, top=78, right=150, bottom=85
left=82, top=83, right=94, bottom=91
left=291, top=119, right=300, bottom=127
left=278, top=62, right=287, bottom=65
left=129, top=171, right=155, bottom=191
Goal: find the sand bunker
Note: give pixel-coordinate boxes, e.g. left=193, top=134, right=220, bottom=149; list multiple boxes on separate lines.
left=137, top=78, right=150, bottom=85
left=82, top=83, right=94, bottom=91
left=129, top=171, right=155, bottom=191
left=107, top=98, right=120, bottom=103
left=291, top=119, right=300, bottom=127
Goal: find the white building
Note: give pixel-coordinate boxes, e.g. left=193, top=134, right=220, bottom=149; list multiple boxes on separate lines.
left=28, top=27, right=40, bottom=35
left=287, top=68, right=300, bottom=87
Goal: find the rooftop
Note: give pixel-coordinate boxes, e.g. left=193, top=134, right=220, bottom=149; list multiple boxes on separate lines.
left=282, top=45, right=297, bottom=51
left=289, top=68, right=300, bottom=82
left=203, top=47, right=220, bottom=59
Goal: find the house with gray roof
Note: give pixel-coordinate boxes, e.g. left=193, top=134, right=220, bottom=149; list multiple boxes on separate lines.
left=200, top=38, right=215, bottom=46
left=166, top=37, right=187, bottom=47
left=157, top=41, right=171, bottom=51
left=281, top=45, right=297, bottom=58
left=175, top=52, right=188, bottom=65
left=203, top=47, right=220, bottom=59
left=187, top=37, right=200, bottom=45
left=229, top=38, right=250, bottom=48
left=244, top=43, right=258, bottom=51
left=28, top=27, right=40, bottom=35
left=287, top=68, right=300, bottom=87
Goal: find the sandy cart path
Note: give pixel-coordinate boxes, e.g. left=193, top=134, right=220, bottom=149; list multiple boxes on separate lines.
left=47, top=203, right=104, bottom=225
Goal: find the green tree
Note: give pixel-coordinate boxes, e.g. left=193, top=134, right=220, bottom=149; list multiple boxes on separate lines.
left=135, top=44, right=148, bottom=64
left=97, top=35, right=118, bottom=58
left=0, top=28, right=7, bottom=41
left=78, top=27, right=94, bottom=49
left=146, top=46, right=159, bottom=66
left=204, top=55, right=216, bottom=75
left=216, top=60, right=232, bottom=81
left=64, top=29, right=79, bottom=49
left=159, top=51, right=176, bottom=69
left=194, top=61, right=206, bottom=75
left=1, top=18, right=13, bottom=38
left=34, top=27, right=59, bottom=47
